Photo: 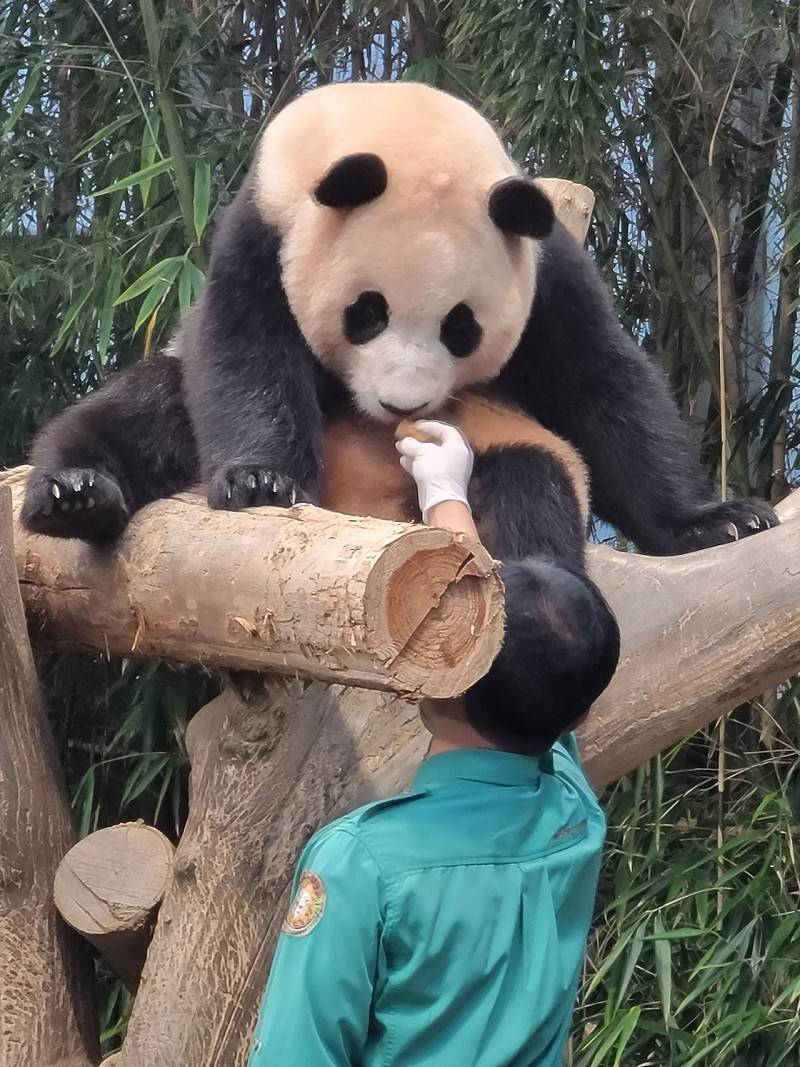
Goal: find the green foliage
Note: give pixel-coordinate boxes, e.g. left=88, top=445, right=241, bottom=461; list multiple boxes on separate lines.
left=1, top=1, right=797, bottom=1061
left=580, top=716, right=800, bottom=1065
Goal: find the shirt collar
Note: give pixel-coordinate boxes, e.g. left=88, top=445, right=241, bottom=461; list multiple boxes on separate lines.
left=412, top=748, right=544, bottom=790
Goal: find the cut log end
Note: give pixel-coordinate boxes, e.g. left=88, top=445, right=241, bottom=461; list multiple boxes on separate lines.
left=54, top=823, right=174, bottom=991
left=370, top=528, right=505, bottom=697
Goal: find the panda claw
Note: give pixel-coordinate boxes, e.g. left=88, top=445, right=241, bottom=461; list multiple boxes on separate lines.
left=51, top=482, right=61, bottom=499
left=747, top=517, right=760, bottom=530
left=246, top=474, right=257, bottom=490
left=290, top=488, right=297, bottom=506
left=726, top=522, right=739, bottom=541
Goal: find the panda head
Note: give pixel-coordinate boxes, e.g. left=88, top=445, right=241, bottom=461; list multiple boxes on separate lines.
left=254, top=82, right=554, bottom=422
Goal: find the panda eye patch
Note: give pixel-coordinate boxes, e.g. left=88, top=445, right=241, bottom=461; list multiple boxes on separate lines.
left=440, top=303, right=482, bottom=358
left=344, top=291, right=389, bottom=345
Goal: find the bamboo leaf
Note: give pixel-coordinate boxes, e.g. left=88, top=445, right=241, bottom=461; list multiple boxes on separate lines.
left=52, top=288, right=92, bottom=353
left=611, top=1007, right=641, bottom=1067
left=98, top=261, right=123, bottom=364
left=617, top=919, right=646, bottom=1005
left=133, top=278, right=171, bottom=334
left=178, top=259, right=194, bottom=314
left=94, top=157, right=173, bottom=197
left=120, top=753, right=171, bottom=807
left=140, top=114, right=162, bottom=209
left=114, top=256, right=184, bottom=305
left=72, top=111, right=138, bottom=160
left=653, top=914, right=673, bottom=1024
left=2, top=62, right=43, bottom=135
left=193, top=159, right=211, bottom=240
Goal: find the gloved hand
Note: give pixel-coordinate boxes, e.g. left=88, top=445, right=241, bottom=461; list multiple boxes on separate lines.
left=395, top=421, right=474, bottom=523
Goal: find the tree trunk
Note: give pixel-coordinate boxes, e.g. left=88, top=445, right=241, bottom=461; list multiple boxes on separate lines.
left=110, top=489, right=799, bottom=1065
left=118, top=682, right=419, bottom=1067
left=0, top=486, right=99, bottom=1067
left=1, top=468, right=503, bottom=700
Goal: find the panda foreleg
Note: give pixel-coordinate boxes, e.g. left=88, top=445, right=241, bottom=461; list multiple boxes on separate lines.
left=468, top=445, right=588, bottom=567
left=179, top=184, right=324, bottom=512
left=21, top=355, right=197, bottom=544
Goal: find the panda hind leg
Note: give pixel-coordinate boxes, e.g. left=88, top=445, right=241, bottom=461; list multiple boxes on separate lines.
left=22, top=355, right=198, bottom=544
left=464, top=445, right=620, bottom=752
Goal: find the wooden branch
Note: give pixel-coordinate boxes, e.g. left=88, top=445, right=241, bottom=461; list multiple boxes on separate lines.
left=581, top=487, right=800, bottom=785
left=536, top=178, right=594, bottom=243
left=1, top=467, right=503, bottom=700
left=0, top=486, right=99, bottom=1067
left=54, top=823, right=174, bottom=992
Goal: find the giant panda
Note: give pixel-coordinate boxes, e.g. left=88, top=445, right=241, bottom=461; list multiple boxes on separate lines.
left=20, top=82, right=776, bottom=746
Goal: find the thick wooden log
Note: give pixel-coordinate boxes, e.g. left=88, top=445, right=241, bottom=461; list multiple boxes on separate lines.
left=0, top=486, right=99, bottom=1067
left=580, top=488, right=800, bottom=784
left=1, top=467, right=503, bottom=700
left=54, top=823, right=174, bottom=992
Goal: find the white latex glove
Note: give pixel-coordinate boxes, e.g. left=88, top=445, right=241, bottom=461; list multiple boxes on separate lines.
left=395, top=421, right=474, bottom=523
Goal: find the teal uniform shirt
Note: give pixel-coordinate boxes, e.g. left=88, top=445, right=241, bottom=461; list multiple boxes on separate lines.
left=248, top=738, right=604, bottom=1067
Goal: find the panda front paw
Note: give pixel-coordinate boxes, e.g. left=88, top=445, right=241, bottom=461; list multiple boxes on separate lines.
left=21, top=468, right=130, bottom=543
left=207, top=465, right=312, bottom=511
left=676, top=498, right=779, bottom=552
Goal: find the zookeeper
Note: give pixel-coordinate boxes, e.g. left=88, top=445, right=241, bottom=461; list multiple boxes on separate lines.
left=247, top=421, right=620, bottom=1067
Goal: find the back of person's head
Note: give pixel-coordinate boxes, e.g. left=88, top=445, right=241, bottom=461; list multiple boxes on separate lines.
left=464, top=558, right=620, bottom=755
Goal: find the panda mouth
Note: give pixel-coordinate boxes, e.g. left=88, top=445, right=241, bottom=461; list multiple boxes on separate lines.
left=379, top=400, right=427, bottom=418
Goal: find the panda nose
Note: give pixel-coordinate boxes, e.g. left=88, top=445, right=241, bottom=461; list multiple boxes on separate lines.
left=380, top=400, right=426, bottom=417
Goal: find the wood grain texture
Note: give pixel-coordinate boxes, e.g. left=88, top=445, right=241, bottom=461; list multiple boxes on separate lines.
left=2, top=467, right=504, bottom=700
left=0, top=486, right=99, bottom=1067
left=54, top=823, right=174, bottom=992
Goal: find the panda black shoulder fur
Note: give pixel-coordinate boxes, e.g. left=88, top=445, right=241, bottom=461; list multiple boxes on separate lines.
left=22, top=82, right=777, bottom=749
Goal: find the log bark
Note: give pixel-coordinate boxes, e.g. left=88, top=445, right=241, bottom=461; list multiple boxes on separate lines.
left=118, top=682, right=420, bottom=1067
left=0, top=485, right=99, bottom=1067
left=114, top=491, right=799, bottom=1066
left=54, top=823, right=174, bottom=992
left=1, top=467, right=503, bottom=700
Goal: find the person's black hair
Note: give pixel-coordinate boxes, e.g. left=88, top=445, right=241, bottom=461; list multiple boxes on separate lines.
left=464, top=558, right=620, bottom=755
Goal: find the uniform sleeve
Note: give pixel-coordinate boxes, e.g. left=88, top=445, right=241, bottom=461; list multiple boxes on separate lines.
left=247, top=827, right=384, bottom=1067
left=555, top=731, right=581, bottom=765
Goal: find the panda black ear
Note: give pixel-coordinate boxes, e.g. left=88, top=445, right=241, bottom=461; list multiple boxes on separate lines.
left=488, top=177, right=554, bottom=239
left=314, top=153, right=388, bottom=209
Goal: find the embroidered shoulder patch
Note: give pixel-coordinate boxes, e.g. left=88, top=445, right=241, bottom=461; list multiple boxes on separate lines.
left=283, top=870, right=327, bottom=936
